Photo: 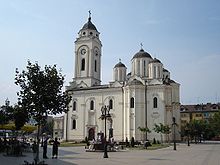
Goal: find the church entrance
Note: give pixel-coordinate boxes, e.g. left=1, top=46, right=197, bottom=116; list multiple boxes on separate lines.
left=88, top=128, right=95, bottom=140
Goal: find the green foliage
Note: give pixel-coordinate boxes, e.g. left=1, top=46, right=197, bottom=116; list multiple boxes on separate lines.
left=0, top=100, right=14, bottom=126
left=14, top=105, right=28, bottom=130
left=41, top=119, right=54, bottom=137
left=14, top=60, right=71, bottom=163
left=15, top=61, right=71, bottom=125
left=153, top=123, right=171, bottom=143
left=209, top=111, right=220, bottom=136
left=138, top=126, right=151, bottom=141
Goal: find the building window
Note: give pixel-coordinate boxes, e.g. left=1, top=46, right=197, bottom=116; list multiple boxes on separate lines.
left=95, top=60, right=97, bottom=72
left=109, top=99, right=113, bottom=109
left=153, top=66, right=156, bottom=78
left=72, top=119, right=76, bottom=129
left=90, top=100, right=94, bottom=110
left=153, top=97, right=157, bottom=108
left=73, top=101, right=76, bottom=111
left=81, top=59, right=85, bottom=71
left=144, top=60, right=146, bottom=76
left=130, top=97, right=134, bottom=108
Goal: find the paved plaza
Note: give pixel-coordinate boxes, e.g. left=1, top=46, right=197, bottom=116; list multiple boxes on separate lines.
left=0, top=143, right=220, bottom=165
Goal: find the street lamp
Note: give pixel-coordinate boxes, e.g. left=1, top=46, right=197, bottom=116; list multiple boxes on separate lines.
left=172, top=117, right=177, bottom=150
left=100, top=105, right=111, bottom=158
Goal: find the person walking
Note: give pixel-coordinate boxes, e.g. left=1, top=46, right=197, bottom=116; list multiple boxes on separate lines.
left=32, top=141, right=37, bottom=163
left=43, top=137, right=48, bottom=159
left=52, top=137, right=60, bottom=159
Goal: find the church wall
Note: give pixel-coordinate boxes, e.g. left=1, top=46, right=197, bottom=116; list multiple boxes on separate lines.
left=124, top=85, right=146, bottom=141
left=65, top=87, right=124, bottom=141
left=147, top=85, right=166, bottom=141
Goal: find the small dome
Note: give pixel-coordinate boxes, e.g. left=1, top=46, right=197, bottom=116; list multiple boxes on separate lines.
left=114, top=62, right=126, bottom=68
left=149, top=58, right=161, bottom=64
left=129, top=79, right=143, bottom=85
left=132, top=49, right=152, bottom=59
left=82, top=17, right=97, bottom=31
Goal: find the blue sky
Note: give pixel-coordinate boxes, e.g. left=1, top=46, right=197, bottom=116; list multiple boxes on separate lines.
left=0, top=0, right=220, bottom=105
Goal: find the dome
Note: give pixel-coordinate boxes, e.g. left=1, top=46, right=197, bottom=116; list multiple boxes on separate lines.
left=114, top=62, right=126, bottom=68
left=129, top=79, right=143, bottom=85
left=82, top=17, right=97, bottom=31
left=149, top=58, right=161, bottom=64
left=132, top=49, right=152, bottom=59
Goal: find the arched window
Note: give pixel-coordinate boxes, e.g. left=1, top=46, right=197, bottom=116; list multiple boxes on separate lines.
left=153, top=97, right=158, bottom=108
left=90, top=100, right=94, bottom=110
left=130, top=97, right=134, bottom=108
left=144, top=60, right=146, bottom=76
left=81, top=59, right=85, bottom=71
left=72, top=119, right=76, bottom=129
left=95, top=60, right=97, bottom=72
left=73, top=101, right=76, bottom=111
left=109, top=99, right=113, bottom=109
left=153, top=66, right=157, bottom=78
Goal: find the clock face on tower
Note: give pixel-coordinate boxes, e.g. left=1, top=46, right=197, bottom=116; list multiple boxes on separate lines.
left=81, top=49, right=86, bottom=55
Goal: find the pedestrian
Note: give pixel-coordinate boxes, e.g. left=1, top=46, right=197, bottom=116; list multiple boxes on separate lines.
left=32, top=141, right=37, bottom=162
left=52, top=137, right=60, bottom=159
left=43, top=137, right=48, bottom=159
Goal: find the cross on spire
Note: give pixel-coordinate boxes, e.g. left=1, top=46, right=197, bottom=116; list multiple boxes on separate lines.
left=88, top=10, right=91, bottom=18
left=119, top=58, right=121, bottom=62
left=140, top=43, right=143, bottom=49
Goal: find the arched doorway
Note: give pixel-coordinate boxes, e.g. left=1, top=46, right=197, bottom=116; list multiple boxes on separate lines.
left=88, top=128, right=95, bottom=140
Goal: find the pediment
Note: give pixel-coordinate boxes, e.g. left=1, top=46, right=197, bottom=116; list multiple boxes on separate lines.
left=109, top=81, right=123, bottom=87
left=76, top=81, right=88, bottom=88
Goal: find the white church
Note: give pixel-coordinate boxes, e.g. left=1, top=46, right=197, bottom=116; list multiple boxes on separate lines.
left=64, top=14, right=180, bottom=142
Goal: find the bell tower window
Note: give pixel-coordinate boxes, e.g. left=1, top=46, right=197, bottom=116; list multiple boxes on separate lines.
left=153, top=97, right=158, bottom=108
left=72, top=119, right=76, bottom=129
left=90, top=100, right=94, bottom=110
left=109, top=99, right=113, bottom=109
left=130, top=97, right=134, bottom=108
left=95, top=60, right=97, bottom=72
left=81, top=59, right=85, bottom=71
left=73, top=101, right=76, bottom=111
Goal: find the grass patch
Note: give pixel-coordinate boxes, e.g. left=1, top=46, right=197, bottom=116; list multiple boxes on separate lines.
left=127, top=143, right=170, bottom=150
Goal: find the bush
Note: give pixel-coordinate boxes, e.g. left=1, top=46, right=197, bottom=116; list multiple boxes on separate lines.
left=153, top=138, right=156, bottom=144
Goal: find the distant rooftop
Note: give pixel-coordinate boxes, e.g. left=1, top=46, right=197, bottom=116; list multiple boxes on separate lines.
left=180, top=103, right=220, bottom=113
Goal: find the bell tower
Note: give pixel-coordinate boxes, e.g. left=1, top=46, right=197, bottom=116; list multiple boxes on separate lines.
left=74, top=11, right=102, bottom=87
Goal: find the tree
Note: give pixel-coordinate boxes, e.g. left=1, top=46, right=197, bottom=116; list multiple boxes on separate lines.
left=137, top=126, right=151, bottom=141
left=14, top=105, right=28, bottom=130
left=209, top=111, right=220, bottom=137
left=15, top=61, right=71, bottom=164
left=41, top=119, right=54, bottom=137
left=0, top=99, right=14, bottom=127
left=163, top=125, right=171, bottom=143
left=153, top=123, right=170, bottom=144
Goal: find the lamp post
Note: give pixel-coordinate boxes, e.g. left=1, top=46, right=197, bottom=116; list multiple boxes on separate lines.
left=172, top=117, right=177, bottom=150
left=100, top=105, right=111, bottom=158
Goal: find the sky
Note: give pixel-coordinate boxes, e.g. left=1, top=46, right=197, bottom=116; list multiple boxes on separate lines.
left=0, top=0, right=220, bottom=106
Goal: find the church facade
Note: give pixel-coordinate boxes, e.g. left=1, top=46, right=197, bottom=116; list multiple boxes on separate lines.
left=63, top=15, right=180, bottom=142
